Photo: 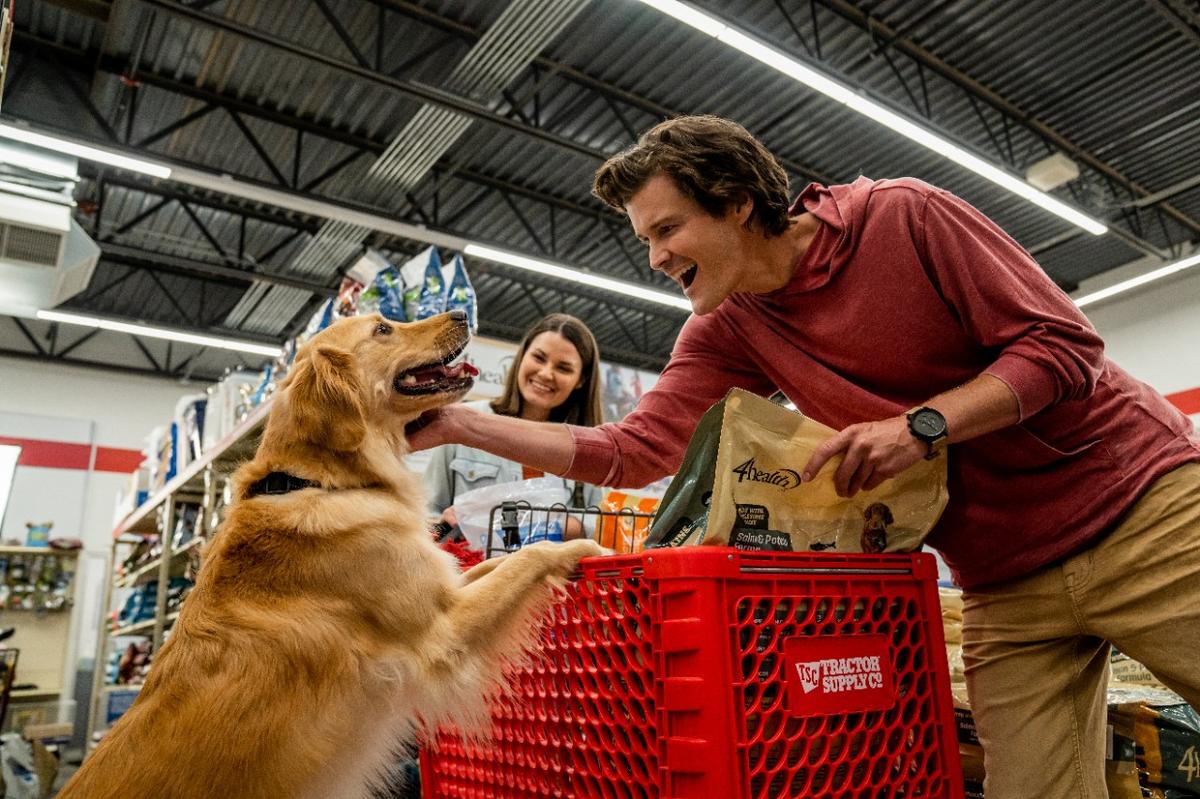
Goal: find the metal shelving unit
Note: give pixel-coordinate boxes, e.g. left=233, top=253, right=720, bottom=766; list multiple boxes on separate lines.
left=84, top=401, right=271, bottom=747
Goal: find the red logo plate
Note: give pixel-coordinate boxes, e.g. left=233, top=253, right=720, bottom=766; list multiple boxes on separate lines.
left=784, top=635, right=896, bottom=716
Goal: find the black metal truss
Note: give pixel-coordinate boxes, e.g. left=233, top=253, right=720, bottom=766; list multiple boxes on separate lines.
left=7, top=30, right=689, bottom=335
left=80, top=171, right=336, bottom=295
left=12, top=0, right=1193, bottom=371
left=344, top=0, right=1198, bottom=260
left=0, top=317, right=231, bottom=383
left=793, top=0, right=1200, bottom=258
left=11, top=32, right=670, bottom=282
left=13, top=0, right=1199, bottom=268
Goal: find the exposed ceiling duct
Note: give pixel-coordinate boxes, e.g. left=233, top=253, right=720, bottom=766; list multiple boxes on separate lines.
left=0, top=139, right=100, bottom=316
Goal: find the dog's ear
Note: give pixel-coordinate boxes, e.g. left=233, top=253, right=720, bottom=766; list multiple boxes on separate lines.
left=286, top=345, right=366, bottom=452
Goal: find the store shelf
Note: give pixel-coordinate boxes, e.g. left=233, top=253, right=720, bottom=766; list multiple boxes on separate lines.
left=114, top=401, right=272, bottom=538
left=0, top=546, right=81, bottom=557
left=114, top=537, right=204, bottom=589
left=102, top=684, right=142, bottom=694
left=110, top=619, right=156, bottom=638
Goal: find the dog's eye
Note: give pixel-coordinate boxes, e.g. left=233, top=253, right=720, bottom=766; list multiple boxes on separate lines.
left=375, top=322, right=393, bottom=336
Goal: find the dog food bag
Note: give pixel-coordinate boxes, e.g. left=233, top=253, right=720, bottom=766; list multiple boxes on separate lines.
left=443, top=253, right=478, bottom=332
left=648, top=389, right=949, bottom=553
left=300, top=298, right=335, bottom=341
left=359, top=264, right=406, bottom=322
left=412, top=245, right=451, bottom=316
left=400, top=246, right=441, bottom=322
left=596, top=490, right=661, bottom=553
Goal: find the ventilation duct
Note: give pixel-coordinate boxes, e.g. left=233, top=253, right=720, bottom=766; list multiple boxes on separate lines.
left=0, top=140, right=100, bottom=315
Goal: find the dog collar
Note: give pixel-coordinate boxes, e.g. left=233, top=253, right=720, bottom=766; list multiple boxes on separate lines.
left=247, top=472, right=320, bottom=498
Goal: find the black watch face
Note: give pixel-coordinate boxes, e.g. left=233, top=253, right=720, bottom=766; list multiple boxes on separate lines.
left=911, top=410, right=947, bottom=438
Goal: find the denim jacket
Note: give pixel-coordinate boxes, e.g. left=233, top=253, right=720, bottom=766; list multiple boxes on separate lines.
left=423, top=401, right=601, bottom=517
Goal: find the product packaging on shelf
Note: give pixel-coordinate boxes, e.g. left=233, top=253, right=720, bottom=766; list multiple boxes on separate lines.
left=443, top=253, right=477, bottom=332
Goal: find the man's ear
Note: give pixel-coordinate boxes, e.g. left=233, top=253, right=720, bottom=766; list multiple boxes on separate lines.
left=732, top=192, right=754, bottom=228
left=285, top=345, right=366, bottom=452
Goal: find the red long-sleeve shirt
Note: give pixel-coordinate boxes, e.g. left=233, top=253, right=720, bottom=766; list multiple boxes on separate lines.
left=566, top=177, right=1200, bottom=588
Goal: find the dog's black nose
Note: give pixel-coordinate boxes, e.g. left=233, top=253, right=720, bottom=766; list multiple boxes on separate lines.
left=447, top=310, right=468, bottom=322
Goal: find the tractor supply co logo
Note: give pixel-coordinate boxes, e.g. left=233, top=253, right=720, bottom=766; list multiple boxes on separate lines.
left=732, top=457, right=802, bottom=490
left=784, top=635, right=895, bottom=716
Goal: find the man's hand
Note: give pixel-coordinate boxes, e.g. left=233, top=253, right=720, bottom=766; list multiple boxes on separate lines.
left=405, top=404, right=479, bottom=451
left=802, top=415, right=927, bottom=497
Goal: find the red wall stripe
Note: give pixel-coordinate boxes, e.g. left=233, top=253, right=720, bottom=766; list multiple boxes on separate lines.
left=93, top=447, right=145, bottom=474
left=0, top=436, right=142, bottom=473
left=1165, top=388, right=1200, bottom=416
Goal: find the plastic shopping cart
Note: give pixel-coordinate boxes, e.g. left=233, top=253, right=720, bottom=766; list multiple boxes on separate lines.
left=421, top=537, right=963, bottom=799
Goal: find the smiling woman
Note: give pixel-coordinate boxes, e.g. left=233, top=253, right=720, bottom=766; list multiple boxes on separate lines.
left=423, top=314, right=604, bottom=535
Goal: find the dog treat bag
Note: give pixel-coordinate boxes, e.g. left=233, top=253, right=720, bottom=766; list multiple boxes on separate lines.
left=415, top=247, right=448, bottom=320
left=359, top=264, right=406, bottom=322
left=443, top=254, right=478, bottom=332
left=648, top=389, right=949, bottom=553
left=400, top=246, right=441, bottom=322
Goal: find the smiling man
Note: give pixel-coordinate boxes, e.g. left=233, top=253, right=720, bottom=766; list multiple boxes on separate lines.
left=410, top=115, right=1200, bottom=797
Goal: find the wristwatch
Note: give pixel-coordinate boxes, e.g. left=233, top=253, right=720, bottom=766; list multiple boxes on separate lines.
left=906, top=407, right=948, bottom=460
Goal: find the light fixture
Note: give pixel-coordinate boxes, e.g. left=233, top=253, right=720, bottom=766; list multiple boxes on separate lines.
left=464, top=244, right=693, bottom=311
left=35, top=309, right=283, bottom=357
left=0, top=124, right=173, bottom=179
left=1074, top=252, right=1200, bottom=309
left=634, top=0, right=1109, bottom=236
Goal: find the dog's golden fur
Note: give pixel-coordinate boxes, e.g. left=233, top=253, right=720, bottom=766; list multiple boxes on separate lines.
left=61, top=313, right=603, bottom=799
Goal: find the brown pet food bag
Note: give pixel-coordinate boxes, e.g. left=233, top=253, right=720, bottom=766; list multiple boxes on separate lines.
left=648, top=389, right=949, bottom=552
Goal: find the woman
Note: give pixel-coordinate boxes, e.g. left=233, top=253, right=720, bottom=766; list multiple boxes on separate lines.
left=424, top=313, right=604, bottom=543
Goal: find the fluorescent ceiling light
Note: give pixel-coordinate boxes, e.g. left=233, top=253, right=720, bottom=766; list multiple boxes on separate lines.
left=635, top=0, right=1109, bottom=236
left=464, top=244, right=693, bottom=311
left=1074, top=252, right=1200, bottom=308
left=35, top=310, right=282, bottom=357
left=0, top=124, right=173, bottom=180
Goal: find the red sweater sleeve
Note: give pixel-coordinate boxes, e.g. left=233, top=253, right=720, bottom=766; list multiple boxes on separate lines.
left=566, top=312, right=778, bottom=487
left=918, top=189, right=1105, bottom=419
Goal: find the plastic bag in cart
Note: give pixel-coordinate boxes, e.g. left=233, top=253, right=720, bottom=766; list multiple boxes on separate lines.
left=453, top=477, right=572, bottom=554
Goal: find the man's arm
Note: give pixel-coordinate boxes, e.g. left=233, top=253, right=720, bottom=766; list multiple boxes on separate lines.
left=407, top=404, right=576, bottom=475
left=803, top=373, right=1019, bottom=497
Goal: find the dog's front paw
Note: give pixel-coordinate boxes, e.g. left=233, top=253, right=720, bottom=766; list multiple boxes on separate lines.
left=549, top=538, right=605, bottom=574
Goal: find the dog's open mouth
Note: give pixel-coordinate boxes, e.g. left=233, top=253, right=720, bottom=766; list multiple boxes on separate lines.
left=394, top=345, right=478, bottom=396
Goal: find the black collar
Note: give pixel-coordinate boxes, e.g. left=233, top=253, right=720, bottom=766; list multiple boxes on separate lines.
left=247, top=472, right=320, bottom=498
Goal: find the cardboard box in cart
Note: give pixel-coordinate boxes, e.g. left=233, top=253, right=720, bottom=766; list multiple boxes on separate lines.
left=422, top=547, right=963, bottom=798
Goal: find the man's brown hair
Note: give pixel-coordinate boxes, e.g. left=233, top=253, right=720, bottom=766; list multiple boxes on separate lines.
left=592, top=115, right=791, bottom=236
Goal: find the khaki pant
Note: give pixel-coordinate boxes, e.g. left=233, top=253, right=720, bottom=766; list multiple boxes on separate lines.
left=961, top=462, right=1200, bottom=798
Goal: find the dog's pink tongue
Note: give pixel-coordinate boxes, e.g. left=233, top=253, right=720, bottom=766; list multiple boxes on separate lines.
left=447, top=361, right=478, bottom=378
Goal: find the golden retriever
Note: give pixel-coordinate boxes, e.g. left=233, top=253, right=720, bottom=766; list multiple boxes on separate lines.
left=61, top=311, right=604, bottom=799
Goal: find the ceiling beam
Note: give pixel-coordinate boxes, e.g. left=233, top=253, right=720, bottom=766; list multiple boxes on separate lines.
left=812, top=0, right=1200, bottom=238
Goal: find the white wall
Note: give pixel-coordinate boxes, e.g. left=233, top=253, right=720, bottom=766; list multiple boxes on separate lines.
left=1081, top=265, right=1200, bottom=425
left=0, top=355, right=200, bottom=714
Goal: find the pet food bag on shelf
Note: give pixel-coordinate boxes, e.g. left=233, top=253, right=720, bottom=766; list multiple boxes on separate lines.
left=397, top=246, right=443, bottom=322
left=647, top=388, right=949, bottom=553
left=454, top=477, right=573, bottom=554
left=443, top=253, right=477, bottom=332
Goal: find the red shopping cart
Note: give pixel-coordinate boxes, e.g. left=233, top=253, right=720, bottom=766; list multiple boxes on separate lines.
left=422, top=545, right=962, bottom=799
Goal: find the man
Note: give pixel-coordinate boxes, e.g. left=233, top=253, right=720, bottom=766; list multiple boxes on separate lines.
left=410, top=115, right=1200, bottom=796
